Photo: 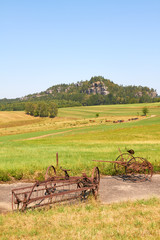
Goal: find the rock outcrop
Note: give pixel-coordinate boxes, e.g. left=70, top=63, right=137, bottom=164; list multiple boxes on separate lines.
left=86, top=81, right=109, bottom=95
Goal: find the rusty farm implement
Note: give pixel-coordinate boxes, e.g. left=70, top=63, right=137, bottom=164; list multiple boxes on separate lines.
left=93, top=149, right=153, bottom=182
left=12, top=166, right=100, bottom=211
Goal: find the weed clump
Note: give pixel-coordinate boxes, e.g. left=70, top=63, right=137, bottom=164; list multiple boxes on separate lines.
left=0, top=171, right=11, bottom=182
left=35, top=172, right=45, bottom=181
left=11, top=171, right=23, bottom=180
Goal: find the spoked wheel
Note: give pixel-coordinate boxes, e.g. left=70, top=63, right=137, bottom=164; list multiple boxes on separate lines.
left=114, top=153, right=134, bottom=174
left=126, top=157, right=153, bottom=182
left=77, top=179, right=90, bottom=200
left=91, top=167, right=100, bottom=199
left=91, top=167, right=100, bottom=185
left=45, top=166, right=57, bottom=199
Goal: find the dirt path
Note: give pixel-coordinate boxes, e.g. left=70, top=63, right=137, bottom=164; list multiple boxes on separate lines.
left=19, top=115, right=157, bottom=141
left=25, top=129, right=73, bottom=140
left=99, top=175, right=160, bottom=203
left=0, top=175, right=160, bottom=213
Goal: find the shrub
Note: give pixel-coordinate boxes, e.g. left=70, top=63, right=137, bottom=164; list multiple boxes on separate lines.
left=142, top=107, right=149, bottom=116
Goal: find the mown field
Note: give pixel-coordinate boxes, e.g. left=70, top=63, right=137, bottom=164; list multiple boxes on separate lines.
left=0, top=102, right=160, bottom=181
left=0, top=103, right=160, bottom=239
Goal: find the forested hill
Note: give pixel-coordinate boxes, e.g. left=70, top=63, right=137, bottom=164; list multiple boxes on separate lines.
left=0, top=76, right=159, bottom=111
left=21, top=76, right=158, bottom=105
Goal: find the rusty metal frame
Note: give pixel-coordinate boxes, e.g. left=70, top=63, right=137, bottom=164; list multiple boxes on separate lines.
left=93, top=151, right=153, bottom=182
left=12, top=166, right=100, bottom=211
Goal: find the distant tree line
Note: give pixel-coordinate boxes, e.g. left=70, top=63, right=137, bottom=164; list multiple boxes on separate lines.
left=49, top=92, right=160, bottom=106
left=0, top=95, right=160, bottom=112
left=0, top=102, right=26, bottom=111
left=0, top=99, right=81, bottom=111
left=25, top=102, right=58, bottom=118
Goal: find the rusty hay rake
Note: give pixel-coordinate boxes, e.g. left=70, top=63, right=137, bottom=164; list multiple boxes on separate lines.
left=12, top=166, right=100, bottom=211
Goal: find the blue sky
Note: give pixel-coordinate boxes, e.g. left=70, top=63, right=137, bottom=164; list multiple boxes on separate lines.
left=0, top=0, right=160, bottom=99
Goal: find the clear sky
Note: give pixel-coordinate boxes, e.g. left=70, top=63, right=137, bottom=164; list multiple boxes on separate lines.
left=0, top=0, right=160, bottom=99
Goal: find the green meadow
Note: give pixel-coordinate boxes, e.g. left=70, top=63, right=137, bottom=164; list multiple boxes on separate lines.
left=0, top=102, right=160, bottom=181
left=58, top=102, right=160, bottom=118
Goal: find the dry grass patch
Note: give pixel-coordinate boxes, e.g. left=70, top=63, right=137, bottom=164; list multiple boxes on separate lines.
left=0, top=110, right=145, bottom=137
left=0, top=198, right=160, bottom=240
left=0, top=111, right=39, bottom=124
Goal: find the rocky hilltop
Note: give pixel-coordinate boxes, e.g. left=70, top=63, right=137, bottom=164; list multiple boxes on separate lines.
left=42, top=80, right=109, bottom=96
left=0, top=76, right=158, bottom=111
left=22, top=76, right=157, bottom=103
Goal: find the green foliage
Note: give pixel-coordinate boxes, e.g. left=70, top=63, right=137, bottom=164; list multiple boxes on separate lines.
left=25, top=102, right=35, bottom=115
left=0, top=101, right=26, bottom=111
left=25, top=101, right=58, bottom=118
left=37, top=102, right=48, bottom=117
left=142, top=107, right=149, bottom=116
left=48, top=102, right=58, bottom=118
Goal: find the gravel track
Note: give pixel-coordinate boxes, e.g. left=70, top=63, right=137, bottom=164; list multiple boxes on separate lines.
left=0, top=175, right=160, bottom=213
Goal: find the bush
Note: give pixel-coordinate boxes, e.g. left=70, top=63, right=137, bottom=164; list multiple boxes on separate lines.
left=25, top=101, right=58, bottom=118
left=142, top=107, right=149, bottom=116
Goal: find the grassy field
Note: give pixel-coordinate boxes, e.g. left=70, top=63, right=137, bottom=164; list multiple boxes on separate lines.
left=0, top=103, right=160, bottom=239
left=0, top=198, right=160, bottom=239
left=0, top=102, right=160, bottom=181
left=58, top=102, right=160, bottom=118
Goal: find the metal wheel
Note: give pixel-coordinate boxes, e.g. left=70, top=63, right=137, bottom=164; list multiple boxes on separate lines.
left=45, top=166, right=57, bottom=199
left=77, top=180, right=89, bottom=200
left=91, top=167, right=100, bottom=199
left=45, top=165, right=56, bottom=181
left=126, top=157, right=153, bottom=181
left=114, top=153, right=134, bottom=174
left=91, top=167, right=100, bottom=185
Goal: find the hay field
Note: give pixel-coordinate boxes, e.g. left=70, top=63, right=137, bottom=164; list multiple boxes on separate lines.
left=0, top=102, right=159, bottom=136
